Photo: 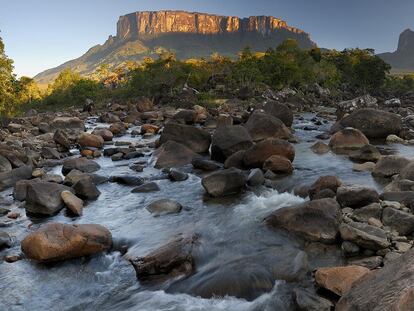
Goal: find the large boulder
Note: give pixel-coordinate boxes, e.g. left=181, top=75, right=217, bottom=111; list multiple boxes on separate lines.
left=201, top=168, right=246, bottom=197
left=0, top=155, right=12, bottom=173
left=329, top=128, right=369, bottom=152
left=91, top=128, right=113, bottom=141
left=263, top=101, right=293, bottom=127
left=315, top=265, right=370, bottom=296
left=154, top=141, right=198, bottom=169
left=73, top=179, right=101, bottom=200
left=336, top=108, right=402, bottom=139
left=336, top=95, right=378, bottom=118
left=243, top=138, right=295, bottom=168
left=53, top=129, right=71, bottom=150
left=399, top=161, right=414, bottom=181
left=263, top=155, right=293, bottom=174
left=21, top=223, right=112, bottom=262
left=382, top=207, right=414, bottom=236
left=62, top=158, right=101, bottom=175
left=308, top=176, right=342, bottom=200
left=349, top=145, right=381, bottom=162
left=336, top=186, right=379, bottom=208
left=77, top=133, right=104, bottom=149
left=244, top=112, right=291, bottom=142
left=50, top=117, right=84, bottom=132
left=0, top=165, right=32, bottom=191
left=372, top=155, right=411, bottom=178
left=339, top=221, right=390, bottom=250
left=211, top=125, right=253, bottom=162
left=25, top=182, right=72, bottom=215
left=265, top=198, right=342, bottom=244
left=336, top=248, right=414, bottom=310
left=159, top=122, right=211, bottom=153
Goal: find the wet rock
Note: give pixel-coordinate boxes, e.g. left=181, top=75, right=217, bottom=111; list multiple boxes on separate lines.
left=399, top=161, right=414, bottom=181
left=131, top=182, right=160, bottom=193
left=0, top=231, right=12, bottom=249
left=349, top=144, right=381, bottom=162
left=201, top=168, right=246, bottom=197
left=315, top=265, right=370, bottom=296
left=352, top=203, right=382, bottom=222
left=62, top=157, right=100, bottom=175
left=262, top=155, right=293, bottom=174
left=146, top=199, right=182, bottom=216
left=336, top=248, right=414, bottom=310
left=168, top=169, right=189, bottom=182
left=372, top=155, right=411, bottom=178
left=265, top=198, right=342, bottom=244
left=310, top=141, right=330, bottom=154
left=308, top=176, right=342, bottom=200
left=53, top=129, right=71, bottom=150
left=191, top=158, right=220, bottom=171
left=336, top=108, right=402, bottom=139
left=211, top=125, right=253, bottom=162
left=25, top=181, right=72, bottom=215
left=245, top=112, right=291, bottom=142
left=129, top=234, right=197, bottom=282
left=382, top=207, right=414, bottom=235
left=263, top=101, right=293, bottom=127
left=109, top=122, right=127, bottom=136
left=91, top=128, right=113, bottom=141
left=61, top=191, right=83, bottom=216
left=109, top=175, right=144, bottom=186
left=386, top=134, right=405, bottom=144
left=336, top=186, right=379, bottom=208
left=339, top=221, right=390, bottom=250
left=0, top=155, right=12, bottom=173
left=63, top=169, right=106, bottom=186
left=154, top=141, right=198, bottom=169
left=159, top=122, right=211, bottom=153
left=0, top=165, right=33, bottom=191
left=73, top=179, right=100, bottom=200
left=243, top=138, right=295, bottom=168
left=21, top=223, right=111, bottom=262
left=352, top=162, right=376, bottom=172
left=329, top=128, right=369, bottom=152
left=77, top=133, right=104, bottom=149
left=247, top=168, right=264, bottom=186
left=223, top=150, right=245, bottom=169
left=293, top=288, right=333, bottom=311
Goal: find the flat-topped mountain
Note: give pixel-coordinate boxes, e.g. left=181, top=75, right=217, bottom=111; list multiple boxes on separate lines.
left=34, top=10, right=315, bottom=85
left=378, top=29, right=414, bottom=71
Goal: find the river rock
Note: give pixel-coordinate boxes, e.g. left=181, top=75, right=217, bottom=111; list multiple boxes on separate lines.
left=201, top=168, right=246, bottom=197
left=308, top=175, right=342, bottom=200
left=131, top=182, right=160, bottom=193
left=211, top=125, right=253, bottom=162
left=21, top=223, right=112, bottom=262
left=62, top=158, right=100, bottom=175
left=336, top=247, right=414, bottom=310
left=293, top=288, right=333, bottom=311
left=61, top=191, right=83, bottom=216
left=50, top=117, right=84, bottom=132
left=53, top=129, right=71, bottom=150
left=380, top=191, right=414, bottom=205
left=262, top=155, right=293, bottom=174
left=136, top=96, right=154, bottom=112
left=310, top=141, right=330, bottom=154
left=191, top=158, right=220, bottom=171
left=0, top=155, right=12, bottom=173
left=339, top=221, right=390, bottom=250
left=265, top=198, right=342, bottom=244
left=352, top=203, right=382, bottom=222
left=154, top=141, right=198, bottom=169
left=159, top=122, right=211, bottom=153
left=146, top=199, right=182, bottom=216
left=91, top=128, right=113, bottom=141
left=247, top=168, right=264, bottom=186
left=223, top=150, right=246, bottom=169
left=243, top=138, right=295, bottom=168
left=352, top=162, right=376, bottom=172
left=168, top=169, right=189, bottom=182
left=73, top=179, right=100, bottom=200
left=336, top=108, right=402, bottom=139
left=329, top=128, right=369, bottom=152
left=315, top=265, right=370, bottom=296
left=372, top=155, right=411, bottom=178
left=0, top=232, right=12, bottom=249
left=336, top=186, right=379, bottom=208
left=77, top=133, right=104, bottom=149
left=109, top=175, right=144, bottom=186
left=109, top=122, right=127, bottom=135
left=399, top=161, right=414, bottom=181
left=349, top=144, right=381, bottom=162
left=382, top=207, right=414, bottom=235
left=263, top=101, right=293, bottom=127
left=0, top=165, right=32, bottom=191
left=245, top=112, right=291, bottom=142
left=25, top=181, right=72, bottom=215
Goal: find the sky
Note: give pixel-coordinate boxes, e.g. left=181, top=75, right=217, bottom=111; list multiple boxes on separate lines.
left=1, top=0, right=414, bottom=77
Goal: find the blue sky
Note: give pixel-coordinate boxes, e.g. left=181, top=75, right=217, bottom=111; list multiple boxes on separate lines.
left=1, top=0, right=414, bottom=77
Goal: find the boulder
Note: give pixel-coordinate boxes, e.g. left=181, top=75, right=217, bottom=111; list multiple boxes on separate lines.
left=262, top=155, right=293, bottom=174
left=223, top=150, right=246, bottom=169
left=154, top=141, right=198, bottom=169
left=310, top=141, right=330, bottom=154
left=109, top=175, right=144, bottom=186
left=399, top=161, right=414, bottom=181
left=25, top=182, right=72, bottom=215
left=293, top=288, right=333, bottom=311
left=382, top=207, right=414, bottom=236
left=0, top=165, right=33, bottom=191
left=201, top=168, right=246, bottom=197
left=62, top=157, right=100, bottom=175
left=168, top=169, right=189, bottom=182
left=73, top=179, right=101, bottom=200
left=41, top=147, right=60, bottom=160
left=172, top=110, right=198, bottom=124
left=131, top=182, right=160, bottom=193
left=329, top=128, right=369, bottom=152
left=91, top=128, right=113, bottom=141
left=159, top=122, right=211, bottom=153
left=352, top=203, right=382, bottom=222
left=211, top=125, right=253, bottom=162
left=336, top=248, right=414, bottom=310
left=61, top=191, right=84, bottom=216
left=0, top=155, right=12, bottom=173
left=77, top=133, right=104, bottom=148
left=336, top=95, right=378, bottom=118
left=243, top=138, right=295, bottom=168
left=372, top=155, right=411, bottom=178
left=380, top=191, right=414, bottom=205
left=146, top=199, right=182, bottom=216
left=53, top=129, right=71, bottom=150
left=308, top=176, right=342, bottom=200
left=315, top=265, right=370, bottom=296
left=244, top=112, right=291, bottom=142
left=263, top=101, right=293, bottom=127
left=191, top=158, right=220, bottom=171
left=247, top=168, right=265, bottom=186
left=0, top=231, right=12, bottom=250
left=336, top=108, right=402, bottom=139
left=265, top=198, right=342, bottom=244
left=339, top=221, right=390, bottom=250
left=336, top=186, right=379, bottom=208
left=50, top=117, right=84, bottom=132
left=349, top=145, right=381, bottom=162
left=109, top=122, right=127, bottom=136
left=21, top=223, right=111, bottom=262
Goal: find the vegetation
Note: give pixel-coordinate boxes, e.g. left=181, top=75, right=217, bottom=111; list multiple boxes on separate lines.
left=3, top=35, right=414, bottom=116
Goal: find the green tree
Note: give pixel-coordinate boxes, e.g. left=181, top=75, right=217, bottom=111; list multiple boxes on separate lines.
left=0, top=35, right=16, bottom=115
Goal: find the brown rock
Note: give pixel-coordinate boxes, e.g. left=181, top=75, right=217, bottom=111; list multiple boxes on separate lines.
left=308, top=175, right=342, bottom=200
left=91, top=128, right=113, bottom=141
left=329, top=128, right=369, bottom=152
left=263, top=155, right=293, bottom=174
left=77, top=133, right=104, bottom=149
left=311, top=141, right=330, bottom=154
left=154, top=141, right=198, bottom=169
left=245, top=112, right=291, bottom=142
left=61, top=190, right=84, bottom=216
left=243, top=138, right=295, bottom=168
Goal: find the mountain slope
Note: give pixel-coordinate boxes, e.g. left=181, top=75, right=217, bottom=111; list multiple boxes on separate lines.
left=378, top=29, right=414, bottom=71
left=34, top=10, right=315, bottom=85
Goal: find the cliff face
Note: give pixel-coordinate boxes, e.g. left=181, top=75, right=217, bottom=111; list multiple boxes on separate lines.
left=116, top=11, right=305, bottom=39
left=378, top=29, right=414, bottom=70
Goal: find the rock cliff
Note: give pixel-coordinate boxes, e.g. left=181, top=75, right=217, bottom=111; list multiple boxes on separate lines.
left=378, top=29, right=414, bottom=70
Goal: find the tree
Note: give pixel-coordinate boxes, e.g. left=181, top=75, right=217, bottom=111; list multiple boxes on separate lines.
left=0, top=35, right=16, bottom=115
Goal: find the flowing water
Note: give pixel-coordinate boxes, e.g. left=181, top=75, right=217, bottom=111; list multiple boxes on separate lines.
left=0, top=113, right=410, bottom=311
